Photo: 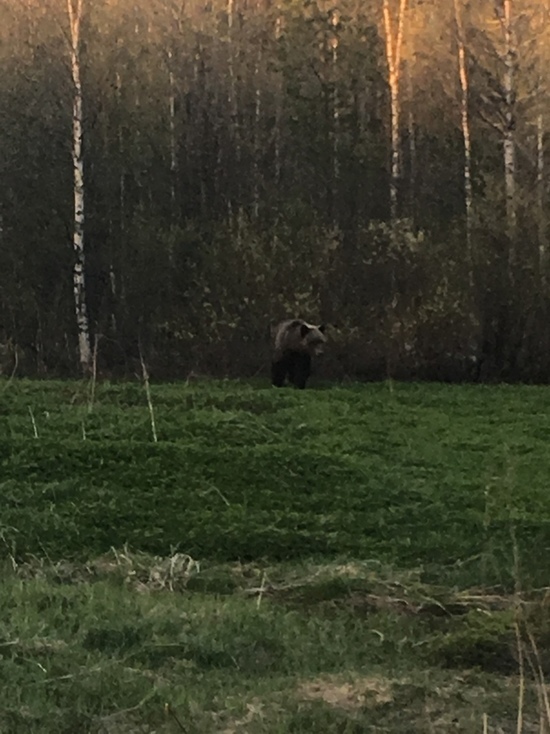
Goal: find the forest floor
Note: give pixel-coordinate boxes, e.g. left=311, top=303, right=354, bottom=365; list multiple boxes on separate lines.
left=2, top=378, right=550, bottom=732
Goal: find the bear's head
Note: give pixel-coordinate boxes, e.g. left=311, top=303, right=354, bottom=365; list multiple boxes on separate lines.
left=298, top=322, right=327, bottom=356
left=272, top=319, right=329, bottom=359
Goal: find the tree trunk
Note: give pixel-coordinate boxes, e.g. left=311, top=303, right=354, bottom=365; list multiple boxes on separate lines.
left=538, top=113, right=546, bottom=283
left=406, top=61, right=416, bottom=222
left=227, top=0, right=240, bottom=211
left=168, top=49, right=177, bottom=220
left=329, top=8, right=340, bottom=226
left=453, top=0, right=473, bottom=288
left=253, top=48, right=262, bottom=220
left=67, top=0, right=92, bottom=375
left=501, top=0, right=516, bottom=272
left=274, top=12, right=283, bottom=189
left=382, top=0, right=407, bottom=221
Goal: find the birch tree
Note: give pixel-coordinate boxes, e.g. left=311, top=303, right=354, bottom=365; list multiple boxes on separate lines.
left=531, top=0, right=550, bottom=281
left=453, top=0, right=473, bottom=285
left=382, top=0, right=407, bottom=221
left=499, top=0, right=517, bottom=263
left=328, top=7, right=340, bottom=225
left=473, top=0, right=545, bottom=278
left=67, top=0, right=92, bottom=374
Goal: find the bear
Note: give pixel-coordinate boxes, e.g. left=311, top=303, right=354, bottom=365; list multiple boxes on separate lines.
left=271, top=319, right=327, bottom=389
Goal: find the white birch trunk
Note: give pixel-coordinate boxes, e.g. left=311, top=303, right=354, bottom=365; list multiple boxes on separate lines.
left=67, top=0, right=92, bottom=374
left=502, top=0, right=516, bottom=267
left=453, top=0, right=473, bottom=287
left=382, top=0, right=407, bottom=221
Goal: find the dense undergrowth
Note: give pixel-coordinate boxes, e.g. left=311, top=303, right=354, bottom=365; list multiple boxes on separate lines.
left=2, top=378, right=550, bottom=586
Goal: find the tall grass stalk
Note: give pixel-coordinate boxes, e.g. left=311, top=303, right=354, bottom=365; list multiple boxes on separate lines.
left=139, top=349, right=158, bottom=442
left=28, top=406, right=38, bottom=438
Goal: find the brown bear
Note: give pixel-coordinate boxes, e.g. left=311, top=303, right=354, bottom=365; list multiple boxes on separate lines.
left=271, top=319, right=327, bottom=389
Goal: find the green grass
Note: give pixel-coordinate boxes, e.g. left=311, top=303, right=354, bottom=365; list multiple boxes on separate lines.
left=2, top=378, right=550, bottom=586
left=2, top=377, right=550, bottom=731
left=0, top=553, right=541, bottom=733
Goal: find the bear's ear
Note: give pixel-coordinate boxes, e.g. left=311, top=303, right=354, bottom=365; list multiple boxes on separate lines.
left=300, top=323, right=312, bottom=338
left=318, top=323, right=327, bottom=333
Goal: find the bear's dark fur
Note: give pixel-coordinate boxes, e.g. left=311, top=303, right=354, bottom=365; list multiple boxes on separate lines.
left=271, top=319, right=327, bottom=389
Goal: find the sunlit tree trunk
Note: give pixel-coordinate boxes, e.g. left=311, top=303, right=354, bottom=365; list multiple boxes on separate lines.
left=453, top=0, right=473, bottom=287
left=67, top=0, right=92, bottom=374
left=537, top=113, right=546, bottom=282
left=382, top=0, right=407, bottom=221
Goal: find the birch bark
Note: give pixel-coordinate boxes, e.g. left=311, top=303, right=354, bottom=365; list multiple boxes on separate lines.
left=501, top=0, right=517, bottom=270
left=453, top=0, right=473, bottom=286
left=382, top=0, right=407, bottom=221
left=67, top=0, right=92, bottom=374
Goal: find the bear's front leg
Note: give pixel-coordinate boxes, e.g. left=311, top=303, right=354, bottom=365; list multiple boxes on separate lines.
left=271, top=358, right=288, bottom=387
left=290, top=354, right=311, bottom=389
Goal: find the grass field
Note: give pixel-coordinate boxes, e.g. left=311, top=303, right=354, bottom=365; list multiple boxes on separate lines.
left=2, top=377, right=550, bottom=732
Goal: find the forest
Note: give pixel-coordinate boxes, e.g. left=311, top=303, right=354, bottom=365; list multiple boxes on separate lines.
left=1, top=0, right=550, bottom=381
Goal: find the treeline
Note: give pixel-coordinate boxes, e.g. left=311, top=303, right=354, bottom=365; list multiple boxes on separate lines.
left=1, top=0, right=550, bottom=382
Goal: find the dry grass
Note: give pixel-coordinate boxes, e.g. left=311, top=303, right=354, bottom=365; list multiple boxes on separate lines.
left=9, top=545, right=200, bottom=592
left=3, top=551, right=550, bottom=732
left=298, top=674, right=394, bottom=710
